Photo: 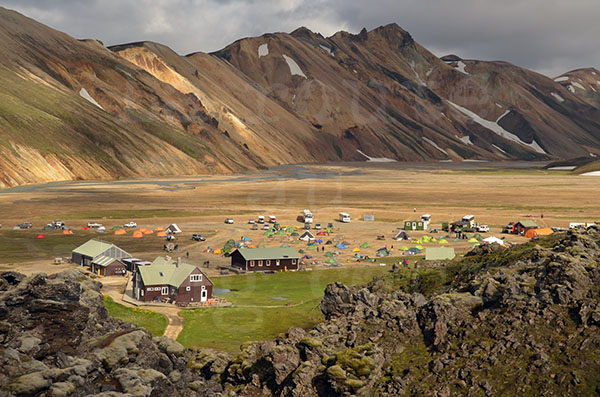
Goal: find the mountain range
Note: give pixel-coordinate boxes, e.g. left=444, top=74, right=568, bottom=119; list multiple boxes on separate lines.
left=0, top=7, right=599, bottom=188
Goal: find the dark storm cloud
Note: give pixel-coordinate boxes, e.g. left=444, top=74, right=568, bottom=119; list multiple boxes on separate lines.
left=2, top=0, right=599, bottom=77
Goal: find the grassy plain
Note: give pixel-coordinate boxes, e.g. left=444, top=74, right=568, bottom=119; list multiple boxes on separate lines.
left=103, top=295, right=168, bottom=337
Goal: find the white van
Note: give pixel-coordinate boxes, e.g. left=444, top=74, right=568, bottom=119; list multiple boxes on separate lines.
left=257, top=216, right=265, bottom=224
left=269, top=215, right=277, bottom=223
left=302, top=210, right=313, bottom=223
left=339, top=212, right=351, bottom=223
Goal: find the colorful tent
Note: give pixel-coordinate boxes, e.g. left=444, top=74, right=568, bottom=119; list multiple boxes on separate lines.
left=468, top=238, right=479, bottom=243
left=377, top=248, right=390, bottom=257
left=315, top=239, right=323, bottom=243
left=214, top=249, right=223, bottom=255
left=132, top=231, right=143, bottom=238
left=155, top=226, right=165, bottom=231
left=525, top=228, right=554, bottom=238
left=35, top=234, right=46, bottom=239
left=416, top=245, right=424, bottom=250
left=483, top=236, right=505, bottom=245
left=62, top=229, right=73, bottom=235
left=142, top=229, right=153, bottom=235
left=324, top=252, right=334, bottom=257
left=325, top=240, right=333, bottom=245
left=157, top=231, right=167, bottom=237
left=264, top=231, right=274, bottom=236
left=290, top=232, right=299, bottom=236
left=438, top=239, right=449, bottom=244
left=114, top=229, right=126, bottom=235
left=326, top=257, right=338, bottom=264
left=82, top=226, right=89, bottom=230
left=286, top=227, right=295, bottom=233
left=112, top=226, right=123, bottom=231
left=335, top=243, right=347, bottom=249
left=276, top=230, right=286, bottom=235
left=408, top=247, right=422, bottom=254
left=242, top=237, right=252, bottom=241
left=401, top=246, right=409, bottom=251
left=317, top=231, right=327, bottom=236
left=307, top=245, right=317, bottom=251
left=353, top=248, right=361, bottom=252
left=360, top=242, right=370, bottom=248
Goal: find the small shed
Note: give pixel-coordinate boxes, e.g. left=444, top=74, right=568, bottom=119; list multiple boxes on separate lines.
left=513, top=220, right=539, bottom=235
left=404, top=220, right=425, bottom=231
left=425, top=247, right=456, bottom=261
left=71, top=239, right=130, bottom=268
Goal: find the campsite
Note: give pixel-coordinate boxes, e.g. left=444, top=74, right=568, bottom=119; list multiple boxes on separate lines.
left=0, top=162, right=599, bottom=352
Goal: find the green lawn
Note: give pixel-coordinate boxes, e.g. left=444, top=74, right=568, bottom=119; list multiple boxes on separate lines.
left=103, top=296, right=167, bottom=337
left=177, top=266, right=391, bottom=351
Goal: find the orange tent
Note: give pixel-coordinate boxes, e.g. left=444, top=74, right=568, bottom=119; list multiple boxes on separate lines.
left=132, top=231, right=143, bottom=238
left=525, top=227, right=554, bottom=238
left=142, top=229, right=153, bottom=235
left=62, top=229, right=73, bottom=235
left=114, top=229, right=127, bottom=235
left=155, top=226, right=165, bottom=231
left=156, top=231, right=167, bottom=237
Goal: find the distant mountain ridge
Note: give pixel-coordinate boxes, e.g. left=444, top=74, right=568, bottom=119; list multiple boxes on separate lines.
left=0, top=7, right=599, bottom=188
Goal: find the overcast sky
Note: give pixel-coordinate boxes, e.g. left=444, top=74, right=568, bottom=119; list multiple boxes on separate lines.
left=3, top=0, right=599, bottom=77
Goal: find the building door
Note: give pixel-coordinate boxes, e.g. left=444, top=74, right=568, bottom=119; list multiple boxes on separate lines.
left=412, top=222, right=416, bottom=230
left=201, top=286, right=207, bottom=302
left=276, top=259, right=280, bottom=267
left=161, top=286, right=168, bottom=295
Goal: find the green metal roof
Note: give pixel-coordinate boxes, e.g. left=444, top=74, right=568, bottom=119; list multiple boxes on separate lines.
left=92, top=255, right=120, bottom=268
left=72, top=239, right=119, bottom=259
left=518, top=220, right=538, bottom=228
left=236, top=247, right=300, bottom=261
left=425, top=247, right=456, bottom=261
left=138, top=256, right=212, bottom=287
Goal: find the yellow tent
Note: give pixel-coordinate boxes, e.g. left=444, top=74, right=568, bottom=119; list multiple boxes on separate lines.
left=62, top=229, right=73, bottom=235
left=214, top=249, right=223, bottom=255
left=353, top=248, right=361, bottom=252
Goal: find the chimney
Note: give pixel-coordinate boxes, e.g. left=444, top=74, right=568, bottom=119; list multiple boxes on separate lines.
left=176, top=257, right=181, bottom=267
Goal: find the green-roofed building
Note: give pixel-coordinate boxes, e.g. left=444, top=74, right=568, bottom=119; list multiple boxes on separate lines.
left=71, top=239, right=131, bottom=269
left=133, top=256, right=213, bottom=304
left=514, top=220, right=539, bottom=235
left=90, top=255, right=127, bottom=277
left=231, top=247, right=300, bottom=272
left=425, top=247, right=456, bottom=261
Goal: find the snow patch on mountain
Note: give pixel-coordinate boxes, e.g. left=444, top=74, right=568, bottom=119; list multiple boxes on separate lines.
left=554, top=76, right=569, bottom=82
left=410, top=61, right=427, bottom=86
left=455, top=135, right=473, bottom=145
left=572, top=82, right=586, bottom=90
left=319, top=45, right=334, bottom=56
left=448, top=101, right=546, bottom=154
left=581, top=171, right=600, bottom=176
left=568, top=85, right=576, bottom=93
left=283, top=55, right=307, bottom=78
left=79, top=88, right=104, bottom=110
left=422, top=137, right=448, bottom=155
left=258, top=44, right=269, bottom=58
left=496, top=110, right=510, bottom=123
left=551, top=92, right=565, bottom=103
left=492, top=144, right=507, bottom=154
left=455, top=61, right=470, bottom=75
left=356, top=150, right=396, bottom=162
left=426, top=68, right=433, bottom=77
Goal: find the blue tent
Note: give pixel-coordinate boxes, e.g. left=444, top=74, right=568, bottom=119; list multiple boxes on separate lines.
left=308, top=242, right=317, bottom=246
left=336, top=243, right=347, bottom=249
left=316, top=239, right=323, bottom=243
left=408, top=247, right=422, bottom=254
left=242, top=237, right=251, bottom=241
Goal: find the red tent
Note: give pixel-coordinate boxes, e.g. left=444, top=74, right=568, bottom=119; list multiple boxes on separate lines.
left=35, top=234, right=46, bottom=239
left=82, top=226, right=89, bottom=230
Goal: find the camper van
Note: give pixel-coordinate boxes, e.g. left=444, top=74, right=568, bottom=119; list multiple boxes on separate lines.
left=420, top=214, right=431, bottom=228
left=302, top=210, right=313, bottom=224
left=339, top=212, right=351, bottom=223
left=257, top=216, right=265, bottom=224
left=268, top=215, right=277, bottom=223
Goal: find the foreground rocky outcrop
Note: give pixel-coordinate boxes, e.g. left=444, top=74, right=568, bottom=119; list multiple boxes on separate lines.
left=1, top=227, right=600, bottom=396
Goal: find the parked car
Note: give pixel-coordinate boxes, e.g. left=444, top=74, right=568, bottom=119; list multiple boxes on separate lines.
left=248, top=219, right=255, bottom=224
left=304, top=223, right=311, bottom=230
left=192, top=233, right=206, bottom=242
left=251, top=224, right=259, bottom=230
left=262, top=224, right=270, bottom=230
left=314, top=223, right=322, bottom=230
left=327, top=223, right=333, bottom=229
left=124, top=221, right=137, bottom=228
left=87, top=221, right=102, bottom=228
left=257, top=216, right=265, bottom=224
left=478, top=224, right=490, bottom=233
left=97, top=226, right=106, bottom=233
left=18, top=222, right=32, bottom=229
left=225, top=218, right=234, bottom=224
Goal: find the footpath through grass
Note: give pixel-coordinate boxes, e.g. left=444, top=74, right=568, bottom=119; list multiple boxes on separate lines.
left=103, top=296, right=167, bottom=337
left=178, top=266, right=390, bottom=351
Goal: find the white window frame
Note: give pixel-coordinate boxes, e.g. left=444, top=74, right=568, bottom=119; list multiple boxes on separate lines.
left=249, top=260, right=255, bottom=267
left=292, top=259, right=297, bottom=265
left=258, top=260, right=263, bottom=267
left=266, top=260, right=271, bottom=266
left=161, top=286, right=168, bottom=295
left=190, top=274, right=202, bottom=282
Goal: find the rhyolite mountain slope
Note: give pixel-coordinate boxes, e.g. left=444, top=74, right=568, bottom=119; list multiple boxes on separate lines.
left=1, top=7, right=600, bottom=188
left=1, top=228, right=600, bottom=396
left=553, top=67, right=600, bottom=109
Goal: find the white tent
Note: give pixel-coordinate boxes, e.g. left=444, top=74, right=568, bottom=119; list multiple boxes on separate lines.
left=299, top=231, right=315, bottom=242
left=482, top=236, right=504, bottom=245
left=166, top=224, right=182, bottom=234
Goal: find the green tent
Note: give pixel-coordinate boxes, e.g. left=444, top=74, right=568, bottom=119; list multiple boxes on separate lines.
left=468, top=238, right=479, bottom=243
left=431, top=237, right=437, bottom=242
left=471, top=243, right=480, bottom=248
left=422, top=236, right=432, bottom=243
left=298, top=249, right=305, bottom=254
left=438, top=239, right=449, bottom=244
left=326, top=257, right=338, bottom=264
left=416, top=245, right=424, bottom=250
left=401, top=246, right=409, bottom=251
left=324, top=252, right=334, bottom=257
left=223, top=239, right=237, bottom=250
left=307, top=245, right=317, bottom=251
left=264, top=231, right=274, bottom=236
left=286, top=227, right=294, bottom=233
left=360, top=242, right=370, bottom=248
left=326, top=228, right=334, bottom=233
left=291, top=232, right=299, bottom=236
left=111, top=226, right=123, bottom=230
left=276, top=230, right=286, bottom=235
